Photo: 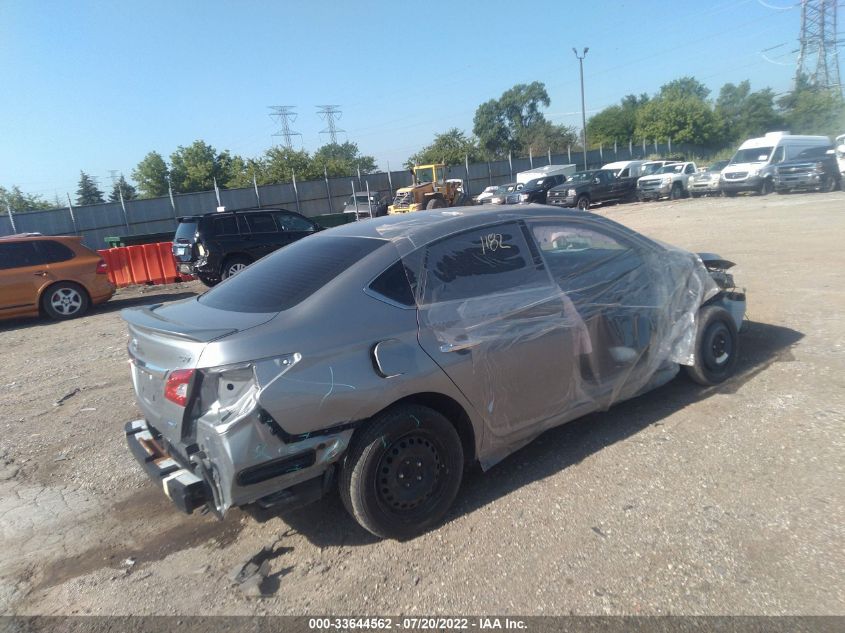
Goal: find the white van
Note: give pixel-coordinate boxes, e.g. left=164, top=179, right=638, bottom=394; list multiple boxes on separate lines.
left=516, top=164, right=576, bottom=185
left=721, top=131, right=831, bottom=195
left=602, top=160, right=649, bottom=178
left=836, top=134, right=845, bottom=176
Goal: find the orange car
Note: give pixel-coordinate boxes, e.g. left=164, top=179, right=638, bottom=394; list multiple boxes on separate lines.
left=0, top=234, right=115, bottom=321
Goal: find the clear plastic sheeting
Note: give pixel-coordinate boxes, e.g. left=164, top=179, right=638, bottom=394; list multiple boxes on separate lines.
left=377, top=210, right=718, bottom=469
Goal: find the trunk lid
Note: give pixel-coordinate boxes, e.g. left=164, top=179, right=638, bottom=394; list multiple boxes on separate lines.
left=122, top=299, right=277, bottom=449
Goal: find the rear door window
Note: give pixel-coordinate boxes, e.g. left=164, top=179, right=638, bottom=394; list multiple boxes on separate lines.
left=274, top=213, right=314, bottom=231
left=35, top=240, right=76, bottom=263
left=212, top=215, right=239, bottom=235
left=369, top=260, right=416, bottom=307
left=0, top=242, right=42, bottom=269
left=199, top=236, right=385, bottom=313
left=419, top=221, right=545, bottom=305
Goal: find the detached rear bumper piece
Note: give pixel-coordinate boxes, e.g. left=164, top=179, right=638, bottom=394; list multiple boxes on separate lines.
left=125, top=419, right=208, bottom=514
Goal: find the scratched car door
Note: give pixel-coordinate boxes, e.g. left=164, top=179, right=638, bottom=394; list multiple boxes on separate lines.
left=414, top=221, right=579, bottom=443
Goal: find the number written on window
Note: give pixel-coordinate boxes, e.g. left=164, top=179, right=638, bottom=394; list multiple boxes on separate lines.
left=480, top=233, right=512, bottom=255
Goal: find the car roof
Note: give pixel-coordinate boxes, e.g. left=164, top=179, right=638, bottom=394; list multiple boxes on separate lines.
left=0, top=233, right=81, bottom=243
left=321, top=204, right=645, bottom=248
left=178, top=207, right=301, bottom=220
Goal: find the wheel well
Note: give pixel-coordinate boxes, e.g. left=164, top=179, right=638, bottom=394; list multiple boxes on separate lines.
left=38, top=280, right=90, bottom=314
left=382, top=393, right=476, bottom=465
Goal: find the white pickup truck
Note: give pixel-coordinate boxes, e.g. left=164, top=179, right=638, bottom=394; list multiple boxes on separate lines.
left=637, top=161, right=698, bottom=201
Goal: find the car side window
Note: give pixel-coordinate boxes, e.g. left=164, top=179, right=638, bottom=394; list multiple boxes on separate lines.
left=684, top=164, right=696, bottom=174
left=619, top=168, right=629, bottom=178
left=213, top=216, right=239, bottom=235
left=275, top=213, right=314, bottom=232
left=528, top=221, right=642, bottom=300
left=369, top=260, right=417, bottom=307
left=35, top=240, right=76, bottom=263
left=420, top=222, right=545, bottom=304
left=0, top=242, right=42, bottom=270
left=243, top=213, right=277, bottom=233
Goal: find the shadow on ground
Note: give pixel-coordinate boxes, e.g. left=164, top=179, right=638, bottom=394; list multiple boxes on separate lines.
left=270, top=320, right=804, bottom=546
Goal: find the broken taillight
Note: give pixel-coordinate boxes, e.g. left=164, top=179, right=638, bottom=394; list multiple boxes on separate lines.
left=164, top=369, right=195, bottom=407
left=96, top=259, right=108, bottom=274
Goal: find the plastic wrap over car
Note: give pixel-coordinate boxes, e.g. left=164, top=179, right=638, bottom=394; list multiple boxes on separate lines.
left=375, top=211, right=718, bottom=468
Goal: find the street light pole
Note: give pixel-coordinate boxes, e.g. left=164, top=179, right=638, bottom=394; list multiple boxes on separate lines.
left=573, top=47, right=589, bottom=170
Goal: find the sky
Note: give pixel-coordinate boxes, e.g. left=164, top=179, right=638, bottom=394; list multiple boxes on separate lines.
left=0, top=0, right=802, bottom=201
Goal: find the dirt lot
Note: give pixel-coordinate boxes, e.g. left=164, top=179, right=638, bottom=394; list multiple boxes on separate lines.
left=1, top=193, right=843, bottom=616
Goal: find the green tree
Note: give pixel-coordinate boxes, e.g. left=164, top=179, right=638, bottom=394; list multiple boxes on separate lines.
left=108, top=174, right=137, bottom=202
left=169, top=140, right=236, bottom=193
left=587, top=94, right=649, bottom=145
left=635, top=95, right=720, bottom=145
left=131, top=151, right=170, bottom=198
left=76, top=171, right=104, bottom=205
left=658, top=76, right=711, bottom=101
left=473, top=81, right=557, bottom=158
left=0, top=185, right=52, bottom=212
left=406, top=128, right=482, bottom=168
left=715, top=81, right=782, bottom=143
left=312, top=142, right=377, bottom=178
left=779, top=76, right=845, bottom=138
left=262, top=147, right=318, bottom=183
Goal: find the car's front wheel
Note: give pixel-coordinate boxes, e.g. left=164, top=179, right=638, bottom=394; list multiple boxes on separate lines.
left=576, top=195, right=591, bottom=211
left=340, top=404, right=464, bottom=539
left=685, top=305, right=739, bottom=386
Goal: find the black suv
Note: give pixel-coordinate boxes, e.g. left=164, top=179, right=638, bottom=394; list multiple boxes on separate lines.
left=774, top=145, right=842, bottom=194
left=172, top=207, right=321, bottom=286
left=507, top=174, right=567, bottom=204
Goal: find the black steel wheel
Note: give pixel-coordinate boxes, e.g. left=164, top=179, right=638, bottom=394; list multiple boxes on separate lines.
left=340, top=404, right=464, bottom=539
left=685, top=305, right=739, bottom=386
left=576, top=195, right=591, bottom=211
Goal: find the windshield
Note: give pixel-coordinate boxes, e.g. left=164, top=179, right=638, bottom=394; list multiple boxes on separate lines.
left=199, top=236, right=385, bottom=313
left=730, top=147, right=773, bottom=164
left=567, top=171, right=598, bottom=183
left=415, top=167, right=434, bottom=183
left=641, top=163, right=665, bottom=176
left=705, top=160, right=729, bottom=172
left=174, top=220, right=198, bottom=242
left=658, top=164, right=685, bottom=174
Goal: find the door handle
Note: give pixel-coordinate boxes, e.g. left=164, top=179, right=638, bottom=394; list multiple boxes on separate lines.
left=33, top=271, right=48, bottom=277
left=439, top=340, right=478, bottom=353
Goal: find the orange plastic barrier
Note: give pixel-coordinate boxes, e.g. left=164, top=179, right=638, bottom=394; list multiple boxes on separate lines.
left=97, top=242, right=195, bottom=288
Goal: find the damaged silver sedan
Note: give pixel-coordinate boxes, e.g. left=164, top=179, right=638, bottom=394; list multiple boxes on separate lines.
left=122, top=206, right=746, bottom=539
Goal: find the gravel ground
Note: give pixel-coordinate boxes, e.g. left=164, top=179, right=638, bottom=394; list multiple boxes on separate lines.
left=0, top=192, right=843, bottom=616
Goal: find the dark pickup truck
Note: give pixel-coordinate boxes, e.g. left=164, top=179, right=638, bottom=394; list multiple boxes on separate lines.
left=546, top=169, right=637, bottom=210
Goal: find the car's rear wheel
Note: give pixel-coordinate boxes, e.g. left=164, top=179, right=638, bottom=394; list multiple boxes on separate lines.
left=42, top=282, right=90, bottom=320
left=576, top=195, right=591, bottom=211
left=685, top=305, right=739, bottom=386
left=221, top=256, right=252, bottom=280
left=340, top=404, right=464, bottom=540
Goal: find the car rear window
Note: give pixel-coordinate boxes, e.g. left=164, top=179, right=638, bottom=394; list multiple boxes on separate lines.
left=199, top=236, right=386, bottom=313
left=175, top=220, right=199, bottom=242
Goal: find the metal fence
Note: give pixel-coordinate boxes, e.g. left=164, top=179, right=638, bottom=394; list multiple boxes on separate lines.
left=0, top=141, right=710, bottom=249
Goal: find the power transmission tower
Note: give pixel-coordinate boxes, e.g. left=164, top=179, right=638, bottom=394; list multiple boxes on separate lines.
left=316, top=105, right=344, bottom=144
left=795, top=0, right=842, bottom=92
left=268, top=106, right=302, bottom=149
left=107, top=170, right=119, bottom=186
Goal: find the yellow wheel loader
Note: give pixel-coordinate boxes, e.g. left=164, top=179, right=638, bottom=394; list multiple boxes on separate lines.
left=387, top=164, right=463, bottom=214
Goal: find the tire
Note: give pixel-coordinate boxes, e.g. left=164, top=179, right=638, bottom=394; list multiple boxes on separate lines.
left=723, top=190, right=736, bottom=197
left=42, top=282, right=90, bottom=320
left=426, top=197, right=447, bottom=210
left=197, top=273, right=220, bottom=287
left=339, top=404, right=464, bottom=540
left=670, top=183, right=682, bottom=200
left=759, top=179, right=773, bottom=195
left=684, top=305, right=739, bottom=386
left=576, top=195, right=591, bottom=211
left=221, top=256, right=252, bottom=280
left=822, top=175, right=837, bottom=193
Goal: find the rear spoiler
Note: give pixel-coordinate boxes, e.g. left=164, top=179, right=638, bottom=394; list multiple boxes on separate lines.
left=121, top=305, right=237, bottom=342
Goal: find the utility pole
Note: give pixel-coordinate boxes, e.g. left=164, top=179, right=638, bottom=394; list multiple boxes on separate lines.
left=573, top=47, right=589, bottom=170
left=795, top=0, right=842, bottom=94
left=269, top=106, right=303, bottom=149
left=316, top=105, right=344, bottom=144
